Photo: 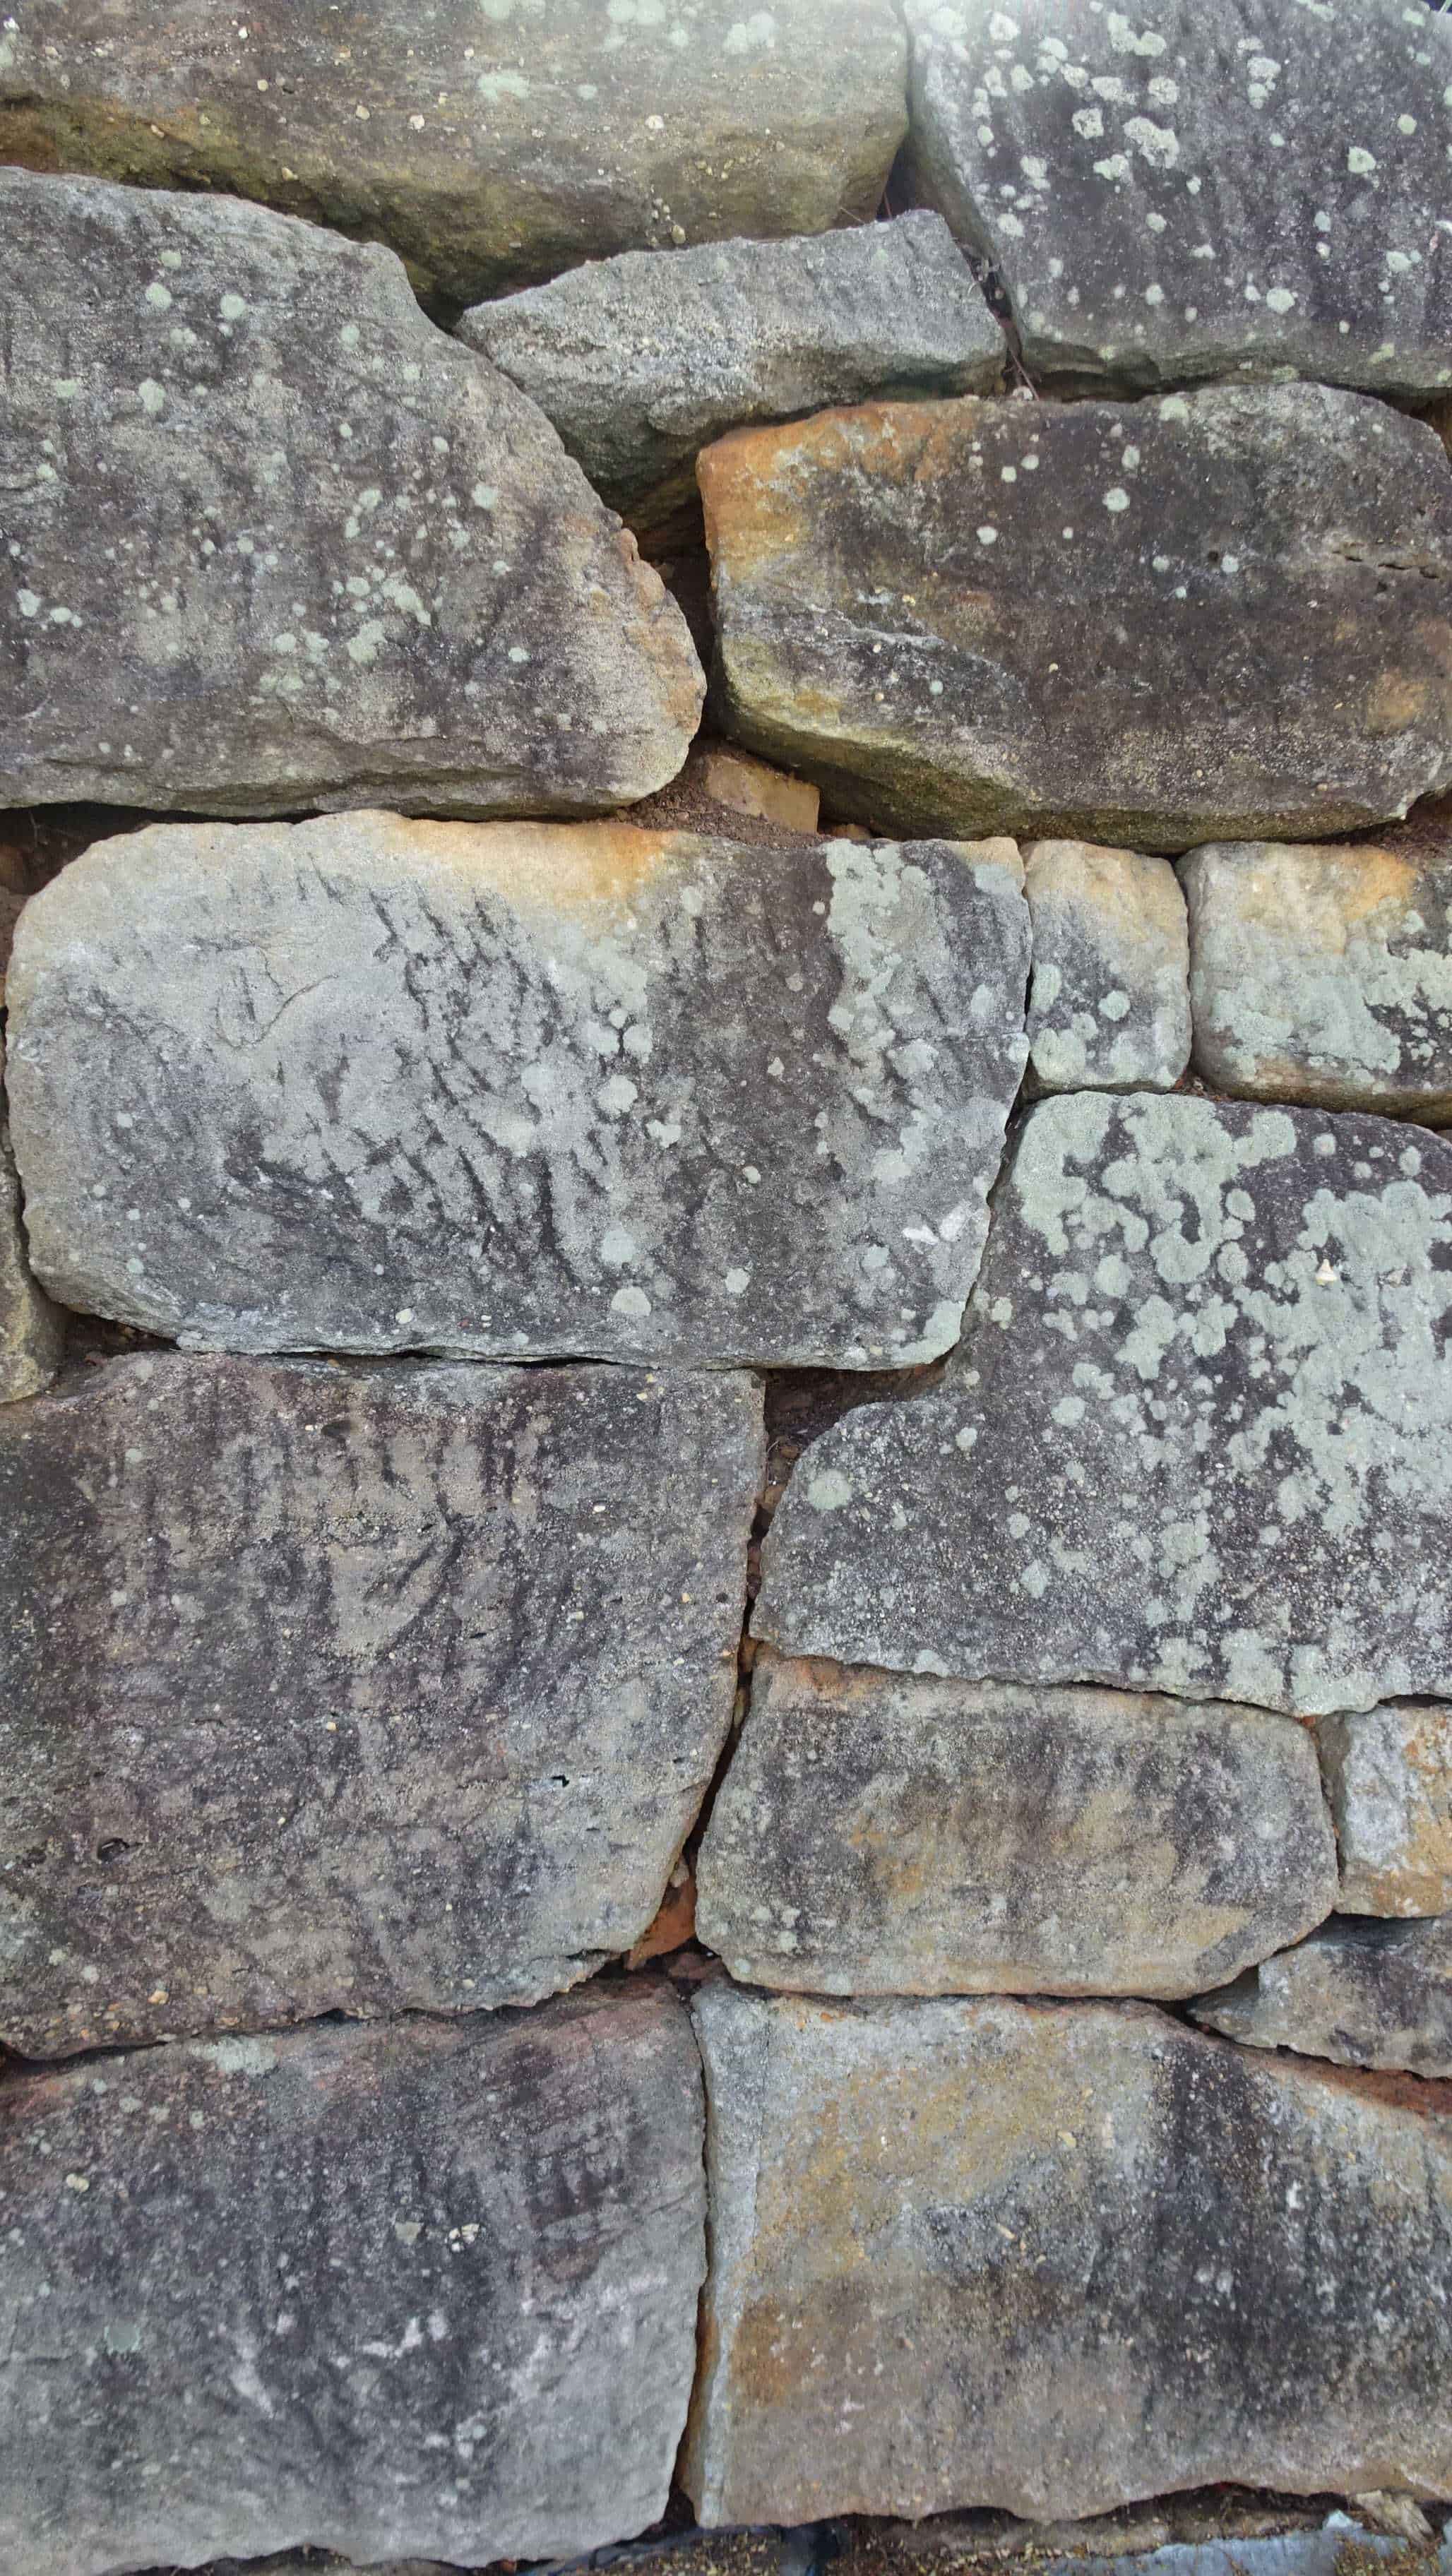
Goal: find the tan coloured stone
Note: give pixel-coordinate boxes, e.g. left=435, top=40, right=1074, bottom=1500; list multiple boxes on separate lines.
left=1319, top=1705, right=1452, bottom=1918
left=696, top=1650, right=1336, bottom=1999
left=698, top=385, right=1452, bottom=851
left=1024, top=840, right=1190, bottom=1093
left=697, top=747, right=819, bottom=834
left=684, top=1986, right=1452, bottom=2526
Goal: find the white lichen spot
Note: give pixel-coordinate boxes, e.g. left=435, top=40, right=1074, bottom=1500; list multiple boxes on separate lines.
left=806, top=1469, right=855, bottom=1513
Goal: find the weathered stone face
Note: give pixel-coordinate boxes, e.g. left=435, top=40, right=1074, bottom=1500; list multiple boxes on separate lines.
left=0, top=1054, right=61, bottom=1405
left=0, top=1986, right=706, bottom=2573
left=684, top=1986, right=1452, bottom=2526
left=902, top=0, right=1452, bottom=399
left=758, top=1094, right=1452, bottom=1717
left=0, top=0, right=908, bottom=309
left=1182, top=820, right=1452, bottom=1121
left=6, top=814, right=1029, bottom=1369
left=0, top=1354, right=760, bottom=2054
left=1024, top=840, right=1189, bottom=1093
left=460, top=213, right=1002, bottom=546
left=696, top=1650, right=1335, bottom=2000
left=0, top=169, right=703, bottom=820
left=1191, top=1915, right=1452, bottom=2080
left=698, top=385, right=1452, bottom=851
left=1319, top=1705, right=1452, bottom=1919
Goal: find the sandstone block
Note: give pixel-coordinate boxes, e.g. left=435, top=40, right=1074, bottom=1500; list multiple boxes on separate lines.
left=1182, top=821, right=1452, bottom=1121
left=0, top=170, right=702, bottom=820
left=0, top=1053, right=61, bottom=1404
left=460, top=214, right=1002, bottom=544
left=0, top=1, right=907, bottom=308
left=6, top=813, right=1029, bottom=1369
left=0, top=1353, right=760, bottom=2054
left=902, top=0, right=1452, bottom=398
left=1191, top=1915, right=1452, bottom=2080
left=696, top=746, right=820, bottom=835
left=1025, top=840, right=1190, bottom=1093
left=698, top=385, right=1452, bottom=850
left=758, top=1094, right=1452, bottom=1717
left=1318, top=1705, right=1452, bottom=1919
left=0, top=1986, right=706, bottom=2572
left=684, top=1986, right=1452, bottom=2525
left=696, top=1649, right=1335, bottom=1998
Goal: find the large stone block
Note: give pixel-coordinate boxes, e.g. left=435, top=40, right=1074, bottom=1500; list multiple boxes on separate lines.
left=460, top=213, right=1002, bottom=545
left=684, top=1986, right=1452, bottom=2525
left=1182, top=819, right=1452, bottom=1121
left=0, top=1052, right=61, bottom=1404
left=1024, top=840, right=1189, bottom=1094
left=0, top=1353, right=760, bottom=2054
left=758, top=1093, right=1452, bottom=1717
left=1319, top=1703, right=1452, bottom=1919
left=698, top=384, right=1452, bottom=851
left=697, top=1649, right=1335, bottom=1998
left=0, top=1986, right=706, bottom=2572
left=0, top=1, right=907, bottom=308
left=902, top=0, right=1452, bottom=398
left=0, top=170, right=702, bottom=820
left=6, top=813, right=1029, bottom=1368
left=1191, top=1914, right=1452, bottom=2079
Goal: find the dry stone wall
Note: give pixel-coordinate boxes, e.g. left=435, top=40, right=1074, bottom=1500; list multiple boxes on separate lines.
left=1, top=8, right=1452, bottom=2573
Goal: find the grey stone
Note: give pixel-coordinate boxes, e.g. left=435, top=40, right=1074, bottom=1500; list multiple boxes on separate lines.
left=0, top=169, right=703, bottom=821
left=0, top=1050, right=61, bottom=1404
left=0, top=0, right=907, bottom=309
left=459, top=213, right=1003, bottom=547
left=1025, top=840, right=1190, bottom=1093
left=902, top=0, right=1452, bottom=399
left=696, top=1647, right=1335, bottom=1998
left=0, top=1985, right=706, bottom=2572
left=684, top=1984, right=1452, bottom=2525
left=698, top=383, right=1452, bottom=852
left=6, top=813, right=1030, bottom=1370
left=1319, top=1704, right=1452, bottom=1920
left=1191, top=1914, right=1452, bottom=2079
left=1182, top=817, right=1452, bottom=1121
left=757, top=1092, right=1452, bottom=1718
left=0, top=1352, right=760, bottom=2056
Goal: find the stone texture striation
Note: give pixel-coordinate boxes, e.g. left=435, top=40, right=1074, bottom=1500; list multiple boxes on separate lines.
left=685, top=1986, right=1452, bottom=2526
left=0, top=0, right=908, bottom=308
left=0, top=169, right=702, bottom=819
left=1319, top=1704, right=1452, bottom=1920
left=1182, top=818, right=1452, bottom=1121
left=1192, top=1915, right=1452, bottom=2080
left=0, top=1354, right=760, bottom=2054
left=696, top=1650, right=1336, bottom=1999
left=1025, top=840, right=1190, bottom=1093
left=758, top=1094, right=1452, bottom=1717
left=699, top=385, right=1452, bottom=850
left=0, top=1986, right=706, bottom=2574
left=902, top=0, right=1452, bottom=398
left=6, top=813, right=1029, bottom=1369
left=460, top=214, right=1003, bottom=545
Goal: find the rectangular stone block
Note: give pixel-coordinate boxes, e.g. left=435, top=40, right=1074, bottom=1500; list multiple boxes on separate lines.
left=1191, top=1914, right=1452, bottom=2080
left=0, top=1353, right=761, bottom=2053
left=6, top=813, right=1029, bottom=1369
left=1024, top=840, right=1189, bottom=1094
left=0, top=1986, right=706, bottom=2573
left=1319, top=1703, right=1452, bottom=1918
left=684, top=1985, right=1452, bottom=2526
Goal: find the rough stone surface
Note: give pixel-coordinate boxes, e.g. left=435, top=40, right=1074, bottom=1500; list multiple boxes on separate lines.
left=758, top=1093, right=1452, bottom=1717
left=0, top=1354, right=760, bottom=2055
left=696, top=1649, right=1335, bottom=1999
left=696, top=745, right=819, bottom=834
left=1182, top=821, right=1452, bottom=1121
left=1320, top=1704, right=1452, bottom=1920
left=1191, top=1915, right=1452, bottom=2080
left=6, top=813, right=1029, bottom=1370
left=902, top=0, right=1452, bottom=399
left=684, top=1986, right=1452, bottom=2526
left=698, top=384, right=1452, bottom=851
left=0, top=169, right=703, bottom=820
left=1025, top=840, right=1190, bottom=1094
left=0, top=1053, right=61, bottom=1405
left=459, top=214, right=1002, bottom=544
left=0, top=1985, right=706, bottom=2572
left=0, top=1, right=907, bottom=309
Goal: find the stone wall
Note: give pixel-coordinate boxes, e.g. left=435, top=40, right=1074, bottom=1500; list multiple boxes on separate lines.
left=1, top=4, right=1452, bottom=2572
